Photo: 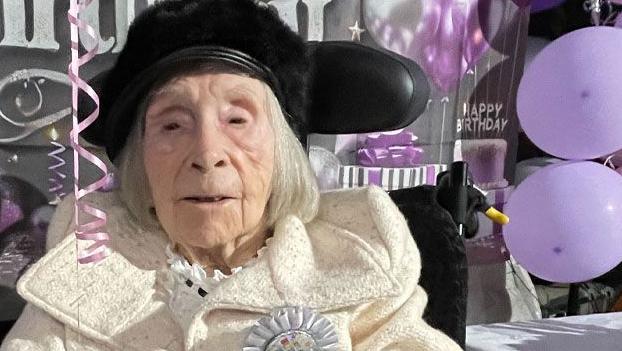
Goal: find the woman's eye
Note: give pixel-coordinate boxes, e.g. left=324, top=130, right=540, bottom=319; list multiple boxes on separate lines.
left=229, top=117, right=247, bottom=125
left=163, top=122, right=181, bottom=131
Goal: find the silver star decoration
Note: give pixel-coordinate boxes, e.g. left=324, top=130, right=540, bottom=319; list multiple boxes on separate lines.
left=348, top=20, right=365, bottom=42
left=7, top=154, right=18, bottom=163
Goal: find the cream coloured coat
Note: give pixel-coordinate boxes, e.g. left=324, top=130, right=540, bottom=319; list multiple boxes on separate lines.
left=1, top=185, right=462, bottom=351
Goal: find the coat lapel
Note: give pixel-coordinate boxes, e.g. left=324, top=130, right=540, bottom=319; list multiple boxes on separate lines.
left=17, top=188, right=403, bottom=350
left=16, top=193, right=183, bottom=350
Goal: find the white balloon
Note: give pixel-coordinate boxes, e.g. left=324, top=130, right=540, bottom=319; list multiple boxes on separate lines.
left=309, top=146, right=342, bottom=191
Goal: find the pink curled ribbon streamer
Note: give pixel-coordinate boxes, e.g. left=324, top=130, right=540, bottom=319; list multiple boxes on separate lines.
left=68, top=0, right=110, bottom=264
left=48, top=141, right=67, bottom=199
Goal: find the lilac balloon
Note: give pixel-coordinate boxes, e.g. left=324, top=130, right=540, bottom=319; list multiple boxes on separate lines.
left=364, top=0, right=489, bottom=93
left=504, top=161, right=622, bottom=283
left=517, top=27, right=622, bottom=160
left=530, top=0, right=566, bottom=13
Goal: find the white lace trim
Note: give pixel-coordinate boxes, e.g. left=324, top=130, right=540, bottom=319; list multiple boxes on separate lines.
left=163, top=238, right=272, bottom=331
left=165, top=237, right=272, bottom=288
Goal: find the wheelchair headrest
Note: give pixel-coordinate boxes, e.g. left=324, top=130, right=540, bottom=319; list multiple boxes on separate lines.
left=306, top=41, right=430, bottom=134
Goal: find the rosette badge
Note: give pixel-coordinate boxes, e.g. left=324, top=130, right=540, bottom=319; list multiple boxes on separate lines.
left=243, top=306, right=339, bottom=351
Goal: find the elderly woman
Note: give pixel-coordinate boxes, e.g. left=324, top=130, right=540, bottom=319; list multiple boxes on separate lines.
left=1, top=0, right=461, bottom=350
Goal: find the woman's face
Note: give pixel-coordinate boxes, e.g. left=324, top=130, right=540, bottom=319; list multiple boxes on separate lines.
left=143, top=73, right=275, bottom=249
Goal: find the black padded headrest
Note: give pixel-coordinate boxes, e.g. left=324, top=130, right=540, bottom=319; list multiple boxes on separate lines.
left=306, top=41, right=430, bottom=134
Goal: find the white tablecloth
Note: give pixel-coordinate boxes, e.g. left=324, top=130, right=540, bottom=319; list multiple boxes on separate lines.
left=466, top=312, right=622, bottom=351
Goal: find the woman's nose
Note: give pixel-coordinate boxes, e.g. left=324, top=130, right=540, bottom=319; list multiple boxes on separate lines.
left=190, top=126, right=229, bottom=173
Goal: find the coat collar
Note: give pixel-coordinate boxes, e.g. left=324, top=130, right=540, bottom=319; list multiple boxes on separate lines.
left=196, top=213, right=402, bottom=311
left=16, top=189, right=402, bottom=349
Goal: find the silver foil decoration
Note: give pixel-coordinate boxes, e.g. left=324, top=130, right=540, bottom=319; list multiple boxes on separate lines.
left=243, top=306, right=339, bottom=351
left=0, top=69, right=71, bottom=143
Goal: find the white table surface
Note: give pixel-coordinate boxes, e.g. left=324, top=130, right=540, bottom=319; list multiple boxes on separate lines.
left=466, top=312, right=622, bottom=351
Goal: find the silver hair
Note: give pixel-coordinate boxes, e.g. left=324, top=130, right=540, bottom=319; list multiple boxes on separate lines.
left=115, top=77, right=320, bottom=231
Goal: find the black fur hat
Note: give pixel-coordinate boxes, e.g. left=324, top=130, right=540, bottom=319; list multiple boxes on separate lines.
left=81, top=0, right=308, bottom=162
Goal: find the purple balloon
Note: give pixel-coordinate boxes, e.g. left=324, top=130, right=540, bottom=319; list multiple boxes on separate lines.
left=364, top=0, right=490, bottom=93
left=530, top=0, right=566, bottom=13
left=517, top=27, right=622, bottom=160
left=504, top=161, right=622, bottom=283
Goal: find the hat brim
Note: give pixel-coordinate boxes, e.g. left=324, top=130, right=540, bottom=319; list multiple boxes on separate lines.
left=79, top=46, right=283, bottom=161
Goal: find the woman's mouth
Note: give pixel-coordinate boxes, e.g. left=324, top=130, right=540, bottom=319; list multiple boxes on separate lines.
left=183, top=196, right=234, bottom=204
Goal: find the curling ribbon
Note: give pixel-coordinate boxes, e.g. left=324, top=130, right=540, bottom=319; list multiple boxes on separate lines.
left=48, top=140, right=67, bottom=200
left=357, top=146, right=424, bottom=167
left=364, top=131, right=417, bottom=148
left=357, top=130, right=424, bottom=167
left=68, top=0, right=110, bottom=264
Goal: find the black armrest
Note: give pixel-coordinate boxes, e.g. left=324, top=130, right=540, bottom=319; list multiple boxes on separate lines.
left=0, top=320, right=16, bottom=345
left=389, top=186, right=467, bottom=349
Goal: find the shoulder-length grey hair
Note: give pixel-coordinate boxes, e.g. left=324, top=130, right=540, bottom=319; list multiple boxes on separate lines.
left=114, top=70, right=320, bottom=231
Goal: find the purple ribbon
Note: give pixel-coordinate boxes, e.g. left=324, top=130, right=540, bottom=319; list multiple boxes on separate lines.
left=357, top=146, right=424, bottom=167
left=358, top=130, right=424, bottom=167
left=364, top=131, right=416, bottom=148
